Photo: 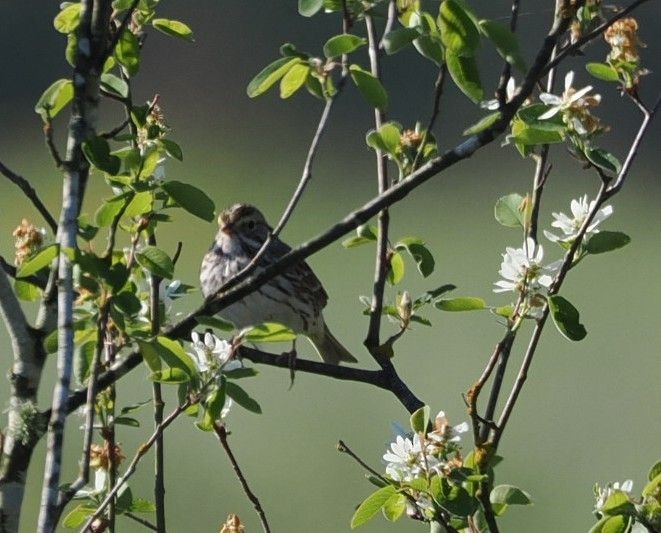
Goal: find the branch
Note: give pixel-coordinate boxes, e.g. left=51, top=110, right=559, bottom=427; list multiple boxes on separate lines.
left=213, top=423, right=271, bottom=533
left=0, top=160, right=57, bottom=232
left=542, top=0, right=653, bottom=76
left=364, top=13, right=391, bottom=356
left=494, top=96, right=660, bottom=447
left=495, top=0, right=520, bottom=108
left=80, top=401, right=190, bottom=532
left=37, top=1, right=113, bottom=529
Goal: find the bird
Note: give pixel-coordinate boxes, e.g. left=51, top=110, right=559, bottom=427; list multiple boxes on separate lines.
left=200, top=203, right=357, bottom=365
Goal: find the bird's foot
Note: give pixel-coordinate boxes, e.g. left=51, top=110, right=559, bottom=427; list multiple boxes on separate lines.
left=287, top=340, right=297, bottom=390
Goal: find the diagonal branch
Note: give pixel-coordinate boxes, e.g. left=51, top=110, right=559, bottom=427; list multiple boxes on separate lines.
left=214, top=423, right=271, bottom=533
left=0, top=160, right=57, bottom=233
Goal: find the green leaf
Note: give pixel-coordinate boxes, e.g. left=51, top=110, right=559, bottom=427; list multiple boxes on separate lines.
left=150, top=367, right=190, bottom=383
left=152, top=18, right=195, bottom=42
left=14, top=280, right=41, bottom=302
left=445, top=50, right=483, bottom=103
left=439, top=0, right=480, bottom=54
left=585, top=147, right=622, bottom=174
left=115, top=416, right=140, bottom=427
left=298, top=0, right=324, bottom=17
left=113, top=291, right=142, bottom=316
left=280, top=63, right=310, bottom=98
left=342, top=236, right=375, bottom=248
left=511, top=122, right=565, bottom=145
left=74, top=340, right=96, bottom=385
left=100, top=73, right=129, bottom=99
left=247, top=57, right=301, bottom=98
left=62, top=505, right=96, bottom=528
left=463, top=112, right=501, bottom=135
left=585, top=231, right=630, bottom=255
left=82, top=136, right=121, bottom=175
left=648, top=460, right=661, bottom=481
left=138, top=340, right=162, bottom=372
left=435, top=481, right=478, bottom=517
left=366, top=122, right=402, bottom=156
left=34, top=79, right=73, bottom=121
left=410, top=405, right=430, bottom=433
left=224, top=367, right=259, bottom=379
left=386, top=251, right=405, bottom=285
left=243, top=322, right=297, bottom=342
left=435, top=297, right=487, bottom=311
left=197, top=382, right=227, bottom=431
left=161, top=180, right=215, bottom=221
left=589, top=515, right=631, bottom=533
left=495, top=193, right=526, bottom=228
left=154, top=336, right=198, bottom=376
left=643, top=473, right=661, bottom=497
left=382, top=493, right=406, bottom=521
left=323, top=34, right=367, bottom=58
left=115, top=30, right=140, bottom=76
left=490, top=484, right=532, bottom=505
left=383, top=27, right=420, bottom=55
left=95, top=194, right=129, bottom=227
left=124, top=191, right=153, bottom=217
left=351, top=485, right=397, bottom=529
left=17, top=244, right=58, bottom=278
left=586, top=62, right=620, bottom=82
left=54, top=3, right=81, bottom=33
left=349, top=65, right=388, bottom=110
left=225, top=382, right=262, bottom=414
left=160, top=138, right=183, bottom=161
left=548, top=295, right=587, bottom=341
left=413, top=34, right=445, bottom=66
left=135, top=246, right=175, bottom=279
left=479, top=20, right=526, bottom=72
left=395, top=238, right=435, bottom=277
left=129, top=498, right=156, bottom=513
left=601, top=491, right=635, bottom=515
left=196, top=315, right=235, bottom=331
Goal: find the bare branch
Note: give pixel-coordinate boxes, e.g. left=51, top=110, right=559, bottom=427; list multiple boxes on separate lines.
left=0, top=160, right=58, bottom=232
left=364, top=13, right=391, bottom=356
left=214, top=423, right=271, bottom=533
left=38, top=1, right=114, bottom=529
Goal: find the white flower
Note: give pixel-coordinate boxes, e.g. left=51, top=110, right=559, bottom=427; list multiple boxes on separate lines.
left=544, top=195, right=613, bottom=243
left=538, top=71, right=603, bottom=136
left=383, top=434, right=439, bottom=482
left=190, top=332, right=237, bottom=373
left=481, top=77, right=517, bottom=111
left=494, top=238, right=561, bottom=296
left=429, top=411, right=469, bottom=444
left=539, top=71, right=597, bottom=119
left=595, top=479, right=633, bottom=512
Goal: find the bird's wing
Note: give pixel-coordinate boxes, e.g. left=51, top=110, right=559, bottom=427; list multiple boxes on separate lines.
left=268, top=237, right=329, bottom=313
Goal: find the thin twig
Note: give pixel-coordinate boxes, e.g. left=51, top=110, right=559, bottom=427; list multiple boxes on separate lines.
left=56, top=302, right=109, bottom=515
left=0, top=159, right=58, bottom=232
left=412, top=64, right=447, bottom=171
left=213, top=423, right=271, bottom=533
left=378, top=0, right=398, bottom=50
left=147, top=234, right=166, bottom=533
left=80, top=401, right=190, bottom=532
left=105, top=0, right=140, bottom=58
left=495, top=97, right=660, bottom=447
left=100, top=118, right=130, bottom=139
left=542, top=0, right=652, bottom=77
left=364, top=13, right=391, bottom=357
left=337, top=440, right=387, bottom=482
left=124, top=512, right=158, bottom=531
left=43, top=114, right=64, bottom=168
left=495, top=0, right=520, bottom=108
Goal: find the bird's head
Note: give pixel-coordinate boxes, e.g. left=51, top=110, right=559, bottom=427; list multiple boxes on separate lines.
left=217, top=203, right=271, bottom=243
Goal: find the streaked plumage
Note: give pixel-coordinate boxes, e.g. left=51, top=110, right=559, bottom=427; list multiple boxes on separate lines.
left=200, top=204, right=356, bottom=365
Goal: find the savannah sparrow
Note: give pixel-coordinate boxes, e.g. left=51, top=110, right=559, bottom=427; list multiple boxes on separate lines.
left=200, top=204, right=357, bottom=365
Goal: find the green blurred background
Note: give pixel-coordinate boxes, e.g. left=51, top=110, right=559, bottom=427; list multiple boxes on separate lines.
left=1, top=1, right=660, bottom=531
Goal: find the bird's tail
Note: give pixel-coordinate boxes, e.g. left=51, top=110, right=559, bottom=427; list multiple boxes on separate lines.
left=309, top=324, right=358, bottom=365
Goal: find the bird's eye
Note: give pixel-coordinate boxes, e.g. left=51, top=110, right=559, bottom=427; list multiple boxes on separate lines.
left=247, top=220, right=256, bottom=230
